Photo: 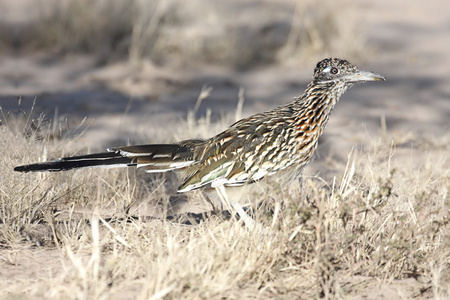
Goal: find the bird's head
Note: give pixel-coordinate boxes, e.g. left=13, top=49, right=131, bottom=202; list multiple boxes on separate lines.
left=313, top=58, right=385, bottom=85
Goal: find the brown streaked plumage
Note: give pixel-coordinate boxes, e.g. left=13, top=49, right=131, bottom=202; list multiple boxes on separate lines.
left=15, top=58, right=385, bottom=223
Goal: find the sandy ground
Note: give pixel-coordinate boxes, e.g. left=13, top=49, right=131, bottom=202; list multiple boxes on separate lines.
left=0, top=0, right=449, bottom=299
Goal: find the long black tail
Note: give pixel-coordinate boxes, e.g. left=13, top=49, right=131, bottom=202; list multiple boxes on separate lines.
left=14, top=142, right=201, bottom=173
left=14, top=152, right=134, bottom=172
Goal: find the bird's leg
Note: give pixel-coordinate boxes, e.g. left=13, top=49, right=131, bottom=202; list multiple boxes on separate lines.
left=215, top=185, right=255, bottom=231
left=202, top=193, right=220, bottom=213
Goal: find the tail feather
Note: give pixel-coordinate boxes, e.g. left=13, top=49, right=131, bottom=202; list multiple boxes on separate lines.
left=14, top=143, right=200, bottom=173
left=14, top=152, right=134, bottom=172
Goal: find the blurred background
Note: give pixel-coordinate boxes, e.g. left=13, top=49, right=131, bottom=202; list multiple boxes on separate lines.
left=0, top=0, right=449, bottom=175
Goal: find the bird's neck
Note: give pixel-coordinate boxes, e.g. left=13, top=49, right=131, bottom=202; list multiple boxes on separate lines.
left=292, top=81, right=350, bottom=138
left=300, top=81, right=349, bottom=109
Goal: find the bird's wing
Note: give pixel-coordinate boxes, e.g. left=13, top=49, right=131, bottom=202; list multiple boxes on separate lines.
left=178, top=111, right=296, bottom=192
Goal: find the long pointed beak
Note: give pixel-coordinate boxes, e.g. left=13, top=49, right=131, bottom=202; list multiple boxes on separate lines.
left=343, top=70, right=386, bottom=83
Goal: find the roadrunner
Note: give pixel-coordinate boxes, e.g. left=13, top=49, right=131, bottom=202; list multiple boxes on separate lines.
left=15, top=58, right=385, bottom=229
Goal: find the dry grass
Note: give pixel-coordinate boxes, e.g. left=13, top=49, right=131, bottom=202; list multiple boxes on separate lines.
left=0, top=104, right=449, bottom=299
left=13, top=0, right=364, bottom=67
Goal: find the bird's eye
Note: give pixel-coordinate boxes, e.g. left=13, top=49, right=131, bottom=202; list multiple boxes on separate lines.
left=330, top=67, right=339, bottom=75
